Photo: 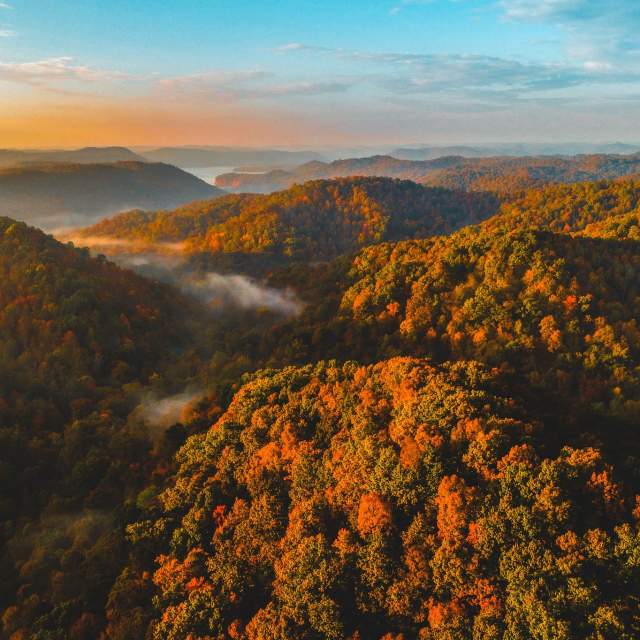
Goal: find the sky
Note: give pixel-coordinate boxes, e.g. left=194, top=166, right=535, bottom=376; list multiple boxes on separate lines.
left=0, top=0, right=639, bottom=147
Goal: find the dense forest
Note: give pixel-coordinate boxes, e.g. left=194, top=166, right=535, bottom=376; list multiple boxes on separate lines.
left=0, top=162, right=222, bottom=229
left=3, top=176, right=640, bottom=638
left=0, top=218, right=211, bottom=639
left=214, top=153, right=640, bottom=194
left=75, top=178, right=500, bottom=262
left=419, top=155, right=640, bottom=195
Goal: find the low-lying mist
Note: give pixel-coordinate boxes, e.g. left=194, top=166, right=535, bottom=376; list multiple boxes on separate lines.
left=188, top=272, right=302, bottom=316
left=129, top=388, right=203, bottom=442
left=60, top=234, right=304, bottom=317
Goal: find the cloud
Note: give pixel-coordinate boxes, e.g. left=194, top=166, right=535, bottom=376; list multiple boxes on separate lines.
left=0, top=56, right=130, bottom=87
left=0, top=27, right=13, bottom=36
left=500, top=0, right=604, bottom=21
left=499, top=0, right=640, bottom=61
left=158, top=68, right=354, bottom=101
left=158, top=69, right=271, bottom=94
left=275, top=43, right=332, bottom=53
left=237, top=81, right=353, bottom=98
left=390, top=0, right=435, bottom=15
left=191, top=273, right=303, bottom=316
left=277, top=44, right=640, bottom=103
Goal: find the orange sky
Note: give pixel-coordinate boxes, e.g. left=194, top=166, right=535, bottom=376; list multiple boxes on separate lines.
left=0, top=98, right=344, bottom=148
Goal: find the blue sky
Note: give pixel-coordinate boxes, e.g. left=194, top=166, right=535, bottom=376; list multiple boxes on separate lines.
left=0, top=0, right=638, bottom=146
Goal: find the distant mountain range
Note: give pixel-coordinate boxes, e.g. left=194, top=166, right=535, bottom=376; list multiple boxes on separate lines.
left=0, top=146, right=147, bottom=167
left=215, top=152, right=640, bottom=193
left=2, top=143, right=639, bottom=174
left=390, top=142, right=640, bottom=160
left=140, top=146, right=326, bottom=168
left=0, top=161, right=223, bottom=229
left=215, top=155, right=459, bottom=192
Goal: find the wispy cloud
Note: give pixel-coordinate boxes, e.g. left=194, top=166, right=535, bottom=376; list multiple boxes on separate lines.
left=0, top=57, right=130, bottom=86
left=499, top=0, right=640, bottom=62
left=274, top=42, right=332, bottom=53
left=157, top=68, right=354, bottom=100
left=0, top=27, right=13, bottom=36
left=277, top=43, right=640, bottom=103
left=157, top=69, right=271, bottom=97
left=390, top=0, right=435, bottom=15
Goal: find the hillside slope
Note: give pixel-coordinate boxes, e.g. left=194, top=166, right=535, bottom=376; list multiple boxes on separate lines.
left=481, top=179, right=640, bottom=233
left=73, top=177, right=500, bottom=262
left=107, top=181, right=640, bottom=637
left=420, top=154, right=640, bottom=194
left=0, top=161, right=223, bottom=228
left=121, top=352, right=640, bottom=638
left=0, top=218, right=205, bottom=637
left=215, top=155, right=461, bottom=193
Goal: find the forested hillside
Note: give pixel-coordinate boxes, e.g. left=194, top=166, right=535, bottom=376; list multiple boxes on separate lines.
left=480, top=179, right=640, bottom=233
left=119, top=358, right=640, bottom=639
left=214, top=156, right=463, bottom=193
left=580, top=212, right=640, bottom=240
left=105, top=180, right=640, bottom=638
left=0, top=218, right=210, bottom=638
left=0, top=162, right=222, bottom=229
left=74, top=177, right=500, bottom=262
left=420, top=154, right=640, bottom=194
left=4, top=177, right=640, bottom=639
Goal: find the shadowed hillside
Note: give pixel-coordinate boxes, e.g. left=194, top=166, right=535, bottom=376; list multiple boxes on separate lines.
left=0, top=161, right=223, bottom=229
left=0, top=217, right=212, bottom=637
left=0, top=146, right=147, bottom=167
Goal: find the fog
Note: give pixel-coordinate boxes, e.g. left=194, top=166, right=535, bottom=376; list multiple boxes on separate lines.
left=60, top=234, right=187, bottom=253
left=60, top=232, right=304, bottom=316
left=133, top=389, right=203, bottom=441
left=188, top=272, right=302, bottom=316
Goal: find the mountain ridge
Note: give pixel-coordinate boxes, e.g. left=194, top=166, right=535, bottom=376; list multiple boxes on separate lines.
left=0, top=161, right=224, bottom=228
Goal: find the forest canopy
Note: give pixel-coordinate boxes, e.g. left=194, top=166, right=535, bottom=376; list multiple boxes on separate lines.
left=3, top=175, right=640, bottom=639
left=75, top=177, right=500, bottom=262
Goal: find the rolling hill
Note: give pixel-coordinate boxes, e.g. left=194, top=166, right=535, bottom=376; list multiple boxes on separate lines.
left=5, top=175, right=640, bottom=638
left=115, top=209, right=640, bottom=637
left=391, top=142, right=640, bottom=160
left=72, top=177, right=500, bottom=263
left=419, top=154, right=640, bottom=193
left=0, top=161, right=223, bottom=228
left=214, top=155, right=461, bottom=193
left=481, top=179, right=640, bottom=233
